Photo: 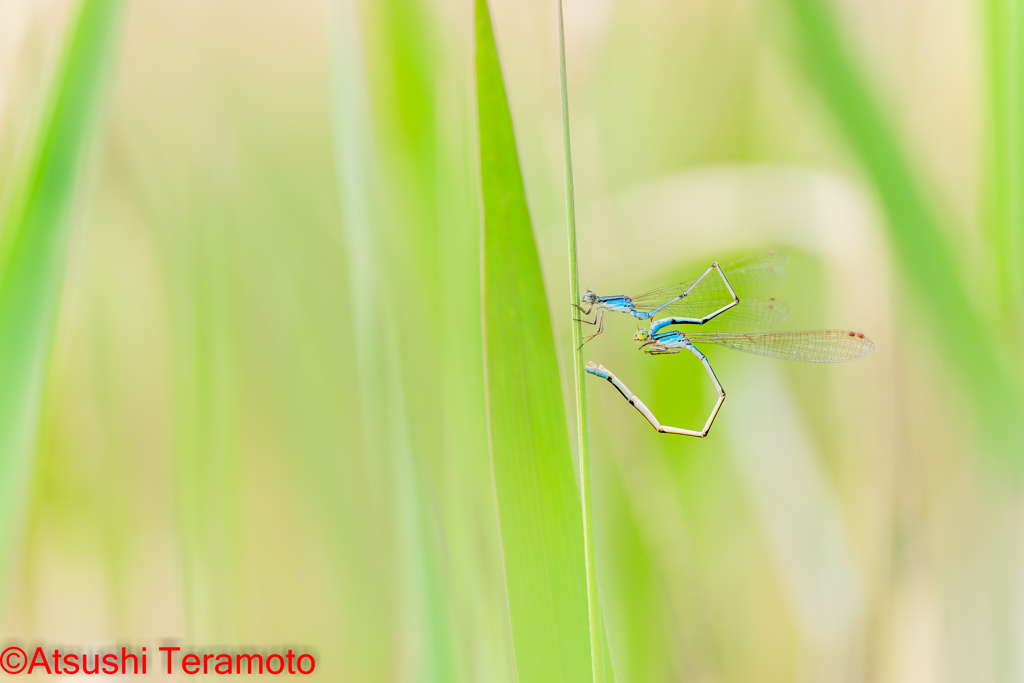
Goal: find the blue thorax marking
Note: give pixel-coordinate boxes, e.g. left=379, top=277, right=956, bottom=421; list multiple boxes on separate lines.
left=646, top=330, right=691, bottom=349
left=597, top=295, right=633, bottom=310
left=599, top=295, right=651, bottom=320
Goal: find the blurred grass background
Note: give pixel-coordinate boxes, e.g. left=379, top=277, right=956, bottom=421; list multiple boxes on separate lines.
left=1, top=0, right=1022, bottom=681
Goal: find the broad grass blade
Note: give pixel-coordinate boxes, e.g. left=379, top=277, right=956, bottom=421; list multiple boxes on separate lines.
left=0, top=0, right=121, bottom=599
left=476, top=1, right=592, bottom=679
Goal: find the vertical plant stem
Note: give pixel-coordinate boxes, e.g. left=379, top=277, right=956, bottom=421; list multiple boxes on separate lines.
left=557, top=3, right=605, bottom=682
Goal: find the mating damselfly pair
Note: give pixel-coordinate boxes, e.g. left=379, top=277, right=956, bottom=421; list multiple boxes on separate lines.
left=577, top=252, right=873, bottom=437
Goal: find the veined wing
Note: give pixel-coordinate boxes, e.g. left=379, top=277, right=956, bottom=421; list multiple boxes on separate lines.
left=631, top=252, right=788, bottom=308
left=686, top=330, right=874, bottom=362
left=655, top=296, right=790, bottom=332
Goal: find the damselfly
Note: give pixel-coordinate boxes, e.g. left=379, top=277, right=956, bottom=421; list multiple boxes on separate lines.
left=586, top=267, right=873, bottom=438
left=574, top=252, right=789, bottom=344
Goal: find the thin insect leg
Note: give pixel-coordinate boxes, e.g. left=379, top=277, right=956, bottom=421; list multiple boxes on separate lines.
left=688, top=345, right=726, bottom=437
left=571, top=303, right=595, bottom=323
left=585, top=361, right=708, bottom=437
left=580, top=311, right=606, bottom=346
left=648, top=264, right=740, bottom=335
left=571, top=302, right=597, bottom=326
left=572, top=302, right=594, bottom=316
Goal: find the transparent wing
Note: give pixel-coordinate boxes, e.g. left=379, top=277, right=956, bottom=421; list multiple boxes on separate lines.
left=654, top=296, right=790, bottom=331
left=686, top=330, right=874, bottom=362
left=631, top=252, right=788, bottom=308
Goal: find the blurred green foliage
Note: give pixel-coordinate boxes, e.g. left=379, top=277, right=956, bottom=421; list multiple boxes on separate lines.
left=0, top=0, right=121, bottom=610
left=0, top=0, right=1021, bottom=682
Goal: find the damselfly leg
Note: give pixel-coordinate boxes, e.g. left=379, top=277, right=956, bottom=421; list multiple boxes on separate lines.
left=572, top=302, right=594, bottom=316
left=577, top=310, right=607, bottom=347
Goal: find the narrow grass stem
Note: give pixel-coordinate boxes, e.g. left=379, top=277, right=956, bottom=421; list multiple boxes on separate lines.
left=557, top=3, right=606, bottom=681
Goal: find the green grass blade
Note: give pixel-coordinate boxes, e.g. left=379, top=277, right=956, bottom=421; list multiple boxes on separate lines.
left=784, top=0, right=1022, bottom=461
left=557, top=2, right=608, bottom=682
left=984, top=0, right=1024, bottom=308
left=0, top=0, right=121, bottom=596
left=475, top=1, right=592, bottom=680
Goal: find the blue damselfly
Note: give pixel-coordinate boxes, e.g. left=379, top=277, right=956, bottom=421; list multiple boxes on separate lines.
left=586, top=257, right=873, bottom=438
left=574, top=252, right=789, bottom=344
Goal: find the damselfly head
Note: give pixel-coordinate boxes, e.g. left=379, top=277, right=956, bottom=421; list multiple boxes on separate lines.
left=581, top=290, right=598, bottom=304
left=633, top=328, right=649, bottom=342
